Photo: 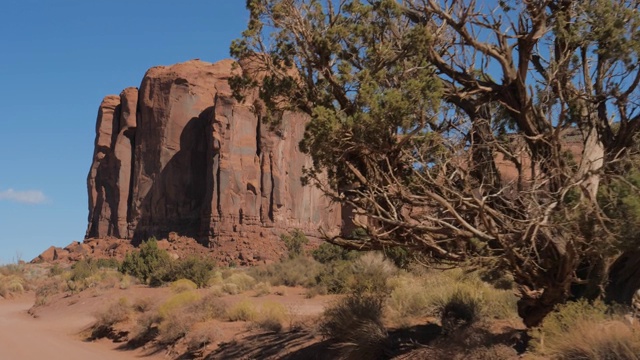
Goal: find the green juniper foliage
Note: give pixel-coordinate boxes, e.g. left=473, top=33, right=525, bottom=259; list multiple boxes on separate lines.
left=232, top=0, right=640, bottom=327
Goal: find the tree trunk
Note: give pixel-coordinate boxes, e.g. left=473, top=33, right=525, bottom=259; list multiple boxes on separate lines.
left=578, top=127, right=605, bottom=200
left=517, top=281, right=573, bottom=327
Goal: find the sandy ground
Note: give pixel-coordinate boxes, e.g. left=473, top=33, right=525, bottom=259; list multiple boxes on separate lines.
left=0, top=294, right=163, bottom=360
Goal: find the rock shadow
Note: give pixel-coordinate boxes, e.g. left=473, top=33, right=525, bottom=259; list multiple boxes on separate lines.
left=132, top=107, right=213, bottom=244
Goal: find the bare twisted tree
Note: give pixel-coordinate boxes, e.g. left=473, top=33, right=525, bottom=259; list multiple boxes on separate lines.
left=231, top=0, right=640, bottom=326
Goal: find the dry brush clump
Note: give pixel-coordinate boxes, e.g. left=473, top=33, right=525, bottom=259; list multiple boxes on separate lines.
left=530, top=299, right=640, bottom=359
left=386, top=268, right=518, bottom=328
left=254, top=301, right=289, bottom=332
left=226, top=299, right=258, bottom=322
left=320, top=293, right=389, bottom=360
left=91, top=297, right=132, bottom=338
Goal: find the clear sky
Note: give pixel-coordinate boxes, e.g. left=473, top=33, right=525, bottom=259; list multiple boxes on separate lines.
left=0, top=1, right=248, bottom=263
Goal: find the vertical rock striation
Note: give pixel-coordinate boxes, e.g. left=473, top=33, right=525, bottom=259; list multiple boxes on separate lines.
left=86, top=59, right=341, bottom=251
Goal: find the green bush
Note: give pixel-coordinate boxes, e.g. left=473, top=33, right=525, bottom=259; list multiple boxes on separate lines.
left=281, top=229, right=309, bottom=259
left=70, top=259, right=96, bottom=282
left=119, top=238, right=172, bottom=284
left=150, top=256, right=216, bottom=288
left=312, top=242, right=359, bottom=264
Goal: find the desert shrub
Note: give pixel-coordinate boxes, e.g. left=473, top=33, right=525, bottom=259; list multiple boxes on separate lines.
left=315, top=260, right=358, bottom=294
left=224, top=272, right=257, bottom=292
left=250, top=256, right=321, bottom=287
left=131, top=311, right=162, bottom=343
left=437, top=287, right=485, bottom=334
left=281, top=229, right=309, bottom=259
left=387, top=275, right=431, bottom=319
left=222, top=283, right=240, bottom=295
left=186, top=326, right=221, bottom=353
left=158, top=291, right=201, bottom=318
left=158, top=309, right=198, bottom=344
left=317, top=252, right=397, bottom=295
left=207, top=271, right=224, bottom=286
left=170, top=279, right=198, bottom=293
left=92, top=297, right=131, bottom=338
left=312, top=242, right=359, bottom=264
left=34, top=278, right=64, bottom=306
left=119, top=237, right=172, bottom=284
left=385, top=269, right=520, bottom=328
left=70, top=259, right=96, bottom=282
left=254, top=281, right=271, bottom=297
left=119, top=274, right=132, bottom=289
left=481, top=287, right=519, bottom=320
left=227, top=299, right=258, bottom=322
left=188, top=292, right=228, bottom=321
left=382, top=247, right=413, bottom=269
left=530, top=299, right=640, bottom=358
left=132, top=297, right=154, bottom=313
left=255, top=301, right=288, bottom=332
left=350, top=252, right=397, bottom=293
left=541, top=320, right=640, bottom=359
left=320, top=293, right=388, bottom=359
left=94, top=258, right=120, bottom=269
left=49, top=264, right=64, bottom=276
left=7, top=276, right=24, bottom=294
left=151, top=256, right=216, bottom=288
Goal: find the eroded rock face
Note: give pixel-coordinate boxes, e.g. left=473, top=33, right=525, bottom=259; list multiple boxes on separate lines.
left=86, top=59, right=341, bottom=253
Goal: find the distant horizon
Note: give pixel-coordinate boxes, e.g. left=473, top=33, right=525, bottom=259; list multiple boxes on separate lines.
left=0, top=1, right=249, bottom=262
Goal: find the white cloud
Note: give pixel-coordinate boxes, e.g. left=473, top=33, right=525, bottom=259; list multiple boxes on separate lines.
left=0, top=188, right=47, bottom=204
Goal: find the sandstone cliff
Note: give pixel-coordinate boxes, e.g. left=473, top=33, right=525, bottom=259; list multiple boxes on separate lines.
left=86, top=59, right=341, bottom=253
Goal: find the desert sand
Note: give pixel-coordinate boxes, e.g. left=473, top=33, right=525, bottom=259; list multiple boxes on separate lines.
left=0, top=294, right=162, bottom=360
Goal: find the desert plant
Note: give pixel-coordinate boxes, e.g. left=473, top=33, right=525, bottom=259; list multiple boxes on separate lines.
left=34, top=278, right=64, bottom=306
left=158, top=291, right=201, bottom=318
left=119, top=237, right=172, bottom=284
left=312, top=242, right=359, bottom=264
left=227, top=299, right=258, bottom=322
left=222, top=282, right=240, bottom=295
left=316, top=252, right=397, bottom=295
left=250, top=256, right=321, bottom=288
left=528, top=299, right=640, bottom=358
left=281, top=229, right=309, bottom=259
left=254, top=281, right=271, bottom=297
left=186, top=326, right=221, bottom=353
left=387, top=275, right=431, bottom=319
left=151, top=256, right=216, bottom=288
left=170, top=279, right=198, bottom=293
left=49, top=263, right=64, bottom=276
left=92, top=297, right=131, bottom=338
left=132, top=297, right=154, bottom=313
left=158, top=309, right=198, bottom=344
left=438, top=287, right=485, bottom=334
left=223, top=272, right=257, bottom=292
left=188, top=292, right=228, bottom=321
left=538, top=320, right=640, bottom=359
left=255, top=301, right=288, bottom=332
left=320, top=293, right=389, bottom=359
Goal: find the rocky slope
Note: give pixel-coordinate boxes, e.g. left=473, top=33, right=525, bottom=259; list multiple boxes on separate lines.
left=85, top=59, right=341, bottom=257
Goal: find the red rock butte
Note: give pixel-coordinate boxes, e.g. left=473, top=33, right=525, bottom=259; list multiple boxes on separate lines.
left=86, top=59, right=342, bottom=252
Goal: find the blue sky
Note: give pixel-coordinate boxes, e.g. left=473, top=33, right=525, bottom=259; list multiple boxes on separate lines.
left=0, top=1, right=248, bottom=263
